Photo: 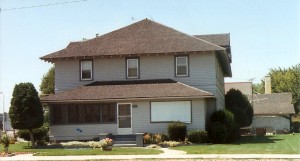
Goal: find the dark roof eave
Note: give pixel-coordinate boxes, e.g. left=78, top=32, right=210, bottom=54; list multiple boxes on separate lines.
left=41, top=95, right=215, bottom=104
left=217, top=50, right=232, bottom=77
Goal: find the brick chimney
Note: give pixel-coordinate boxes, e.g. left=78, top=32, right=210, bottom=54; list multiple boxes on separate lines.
left=265, top=76, right=271, bottom=94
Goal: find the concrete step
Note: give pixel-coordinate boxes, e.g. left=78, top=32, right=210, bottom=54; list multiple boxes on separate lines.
left=113, top=143, right=137, bottom=147
left=113, top=140, right=136, bottom=145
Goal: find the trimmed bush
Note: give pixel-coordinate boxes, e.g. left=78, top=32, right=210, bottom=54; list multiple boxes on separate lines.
left=209, top=110, right=236, bottom=143
left=168, top=122, right=186, bottom=141
left=208, top=122, right=227, bottom=143
left=210, top=110, right=235, bottom=132
left=17, top=126, right=49, bottom=144
left=188, top=130, right=208, bottom=143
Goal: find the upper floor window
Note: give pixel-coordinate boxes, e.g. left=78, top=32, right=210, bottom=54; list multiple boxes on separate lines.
left=81, top=60, right=93, bottom=80
left=175, top=56, right=189, bottom=77
left=126, top=58, right=139, bottom=79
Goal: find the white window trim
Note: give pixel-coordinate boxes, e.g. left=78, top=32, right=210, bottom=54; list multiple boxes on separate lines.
left=126, top=58, right=139, bottom=79
left=150, top=101, right=192, bottom=123
left=175, top=56, right=189, bottom=77
left=80, top=60, right=93, bottom=81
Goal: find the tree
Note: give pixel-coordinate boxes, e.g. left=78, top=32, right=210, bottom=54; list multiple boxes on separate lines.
left=225, top=88, right=253, bottom=127
left=40, top=66, right=55, bottom=95
left=268, top=64, right=300, bottom=113
left=9, top=83, right=44, bottom=147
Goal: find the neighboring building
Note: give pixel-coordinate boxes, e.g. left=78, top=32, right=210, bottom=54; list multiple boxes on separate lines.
left=0, top=113, right=12, bottom=131
left=225, top=82, right=252, bottom=95
left=252, top=93, right=294, bottom=134
left=225, top=76, right=295, bottom=134
left=40, top=19, right=232, bottom=141
left=252, top=76, right=294, bottom=134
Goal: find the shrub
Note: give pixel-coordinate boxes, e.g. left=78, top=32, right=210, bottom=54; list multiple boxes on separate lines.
left=208, top=122, right=227, bottom=144
left=17, top=126, right=49, bottom=144
left=188, top=130, right=208, bottom=143
left=168, top=122, right=186, bottom=141
left=210, top=110, right=235, bottom=133
left=209, top=110, right=236, bottom=143
left=143, top=133, right=169, bottom=144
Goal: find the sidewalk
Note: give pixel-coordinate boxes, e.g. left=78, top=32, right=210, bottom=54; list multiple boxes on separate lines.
left=1, top=148, right=300, bottom=160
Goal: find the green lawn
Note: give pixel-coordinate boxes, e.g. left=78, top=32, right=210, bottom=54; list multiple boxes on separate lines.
left=1, top=143, right=162, bottom=156
left=173, top=134, right=300, bottom=154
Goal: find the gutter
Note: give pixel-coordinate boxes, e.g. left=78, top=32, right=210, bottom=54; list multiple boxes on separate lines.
left=41, top=95, right=215, bottom=104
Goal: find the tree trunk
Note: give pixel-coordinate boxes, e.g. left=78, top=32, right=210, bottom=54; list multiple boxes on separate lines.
left=28, top=129, right=36, bottom=148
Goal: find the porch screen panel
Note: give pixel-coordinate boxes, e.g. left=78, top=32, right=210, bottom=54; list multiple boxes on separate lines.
left=52, top=105, right=62, bottom=124
left=102, top=103, right=116, bottom=123
left=68, top=105, right=77, bottom=123
left=151, top=101, right=191, bottom=123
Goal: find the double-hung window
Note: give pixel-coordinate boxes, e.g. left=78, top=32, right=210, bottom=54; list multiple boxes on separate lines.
left=81, top=60, right=93, bottom=80
left=175, top=56, right=189, bottom=77
left=126, top=58, right=139, bottom=79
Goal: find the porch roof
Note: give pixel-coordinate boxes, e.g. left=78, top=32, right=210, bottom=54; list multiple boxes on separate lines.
left=41, top=79, right=214, bottom=103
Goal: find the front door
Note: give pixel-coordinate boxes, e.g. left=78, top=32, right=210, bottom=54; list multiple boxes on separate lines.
left=117, top=103, right=132, bottom=134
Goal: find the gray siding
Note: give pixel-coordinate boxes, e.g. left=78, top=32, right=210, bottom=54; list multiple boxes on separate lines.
left=55, top=53, right=218, bottom=92
left=253, top=116, right=291, bottom=132
left=132, top=99, right=206, bottom=134
left=50, top=124, right=117, bottom=141
left=50, top=99, right=206, bottom=140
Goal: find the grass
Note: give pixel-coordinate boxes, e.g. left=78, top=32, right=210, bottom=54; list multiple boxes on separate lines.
left=172, top=134, right=300, bottom=154
left=1, top=143, right=162, bottom=156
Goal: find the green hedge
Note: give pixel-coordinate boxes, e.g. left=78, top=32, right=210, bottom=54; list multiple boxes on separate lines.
left=168, top=122, right=186, bottom=141
left=188, top=130, right=208, bottom=143
left=208, top=122, right=227, bottom=143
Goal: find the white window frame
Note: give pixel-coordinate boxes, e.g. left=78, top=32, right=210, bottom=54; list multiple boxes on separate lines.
left=126, top=58, right=139, bottom=79
left=150, top=101, right=192, bottom=123
left=175, top=56, right=189, bottom=77
left=80, top=60, right=93, bottom=80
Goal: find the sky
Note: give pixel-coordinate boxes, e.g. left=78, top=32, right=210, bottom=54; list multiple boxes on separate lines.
left=0, top=0, right=299, bottom=113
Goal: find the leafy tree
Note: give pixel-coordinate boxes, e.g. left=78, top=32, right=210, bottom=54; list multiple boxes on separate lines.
left=225, top=89, right=253, bottom=127
left=253, top=82, right=264, bottom=94
left=40, top=66, right=55, bottom=95
left=9, top=83, right=44, bottom=147
left=268, top=64, right=300, bottom=113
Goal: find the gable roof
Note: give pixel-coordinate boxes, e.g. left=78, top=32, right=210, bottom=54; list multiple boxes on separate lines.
left=252, top=93, right=295, bottom=115
left=41, top=79, right=214, bottom=103
left=40, top=19, right=225, bottom=61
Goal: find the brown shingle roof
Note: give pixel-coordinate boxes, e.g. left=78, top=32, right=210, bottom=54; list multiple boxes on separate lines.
left=41, top=79, right=214, bottom=103
left=194, top=34, right=230, bottom=47
left=40, top=19, right=225, bottom=61
left=252, top=93, right=295, bottom=115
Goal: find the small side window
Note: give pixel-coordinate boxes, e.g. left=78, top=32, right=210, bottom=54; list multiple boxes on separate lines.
left=126, top=58, right=139, bottom=79
left=81, top=60, right=93, bottom=80
left=175, top=56, right=189, bottom=77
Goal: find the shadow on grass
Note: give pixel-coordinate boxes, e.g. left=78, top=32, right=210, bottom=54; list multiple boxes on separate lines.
left=231, top=135, right=284, bottom=145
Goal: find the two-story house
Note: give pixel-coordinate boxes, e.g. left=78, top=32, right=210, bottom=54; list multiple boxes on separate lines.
left=41, top=19, right=232, bottom=141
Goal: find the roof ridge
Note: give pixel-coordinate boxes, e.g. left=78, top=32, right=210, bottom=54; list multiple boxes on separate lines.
left=147, top=19, right=225, bottom=51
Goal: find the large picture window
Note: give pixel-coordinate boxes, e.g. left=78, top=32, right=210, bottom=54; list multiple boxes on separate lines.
left=175, top=56, right=189, bottom=77
left=51, top=103, right=116, bottom=125
left=126, top=58, right=139, bottom=79
left=151, top=101, right=191, bottom=123
left=81, top=60, right=93, bottom=80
